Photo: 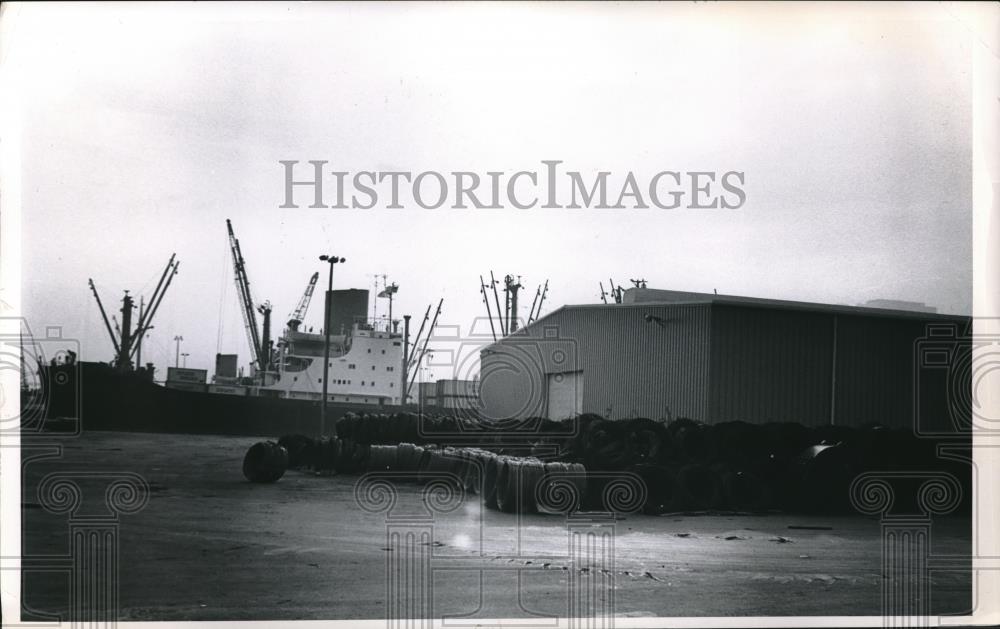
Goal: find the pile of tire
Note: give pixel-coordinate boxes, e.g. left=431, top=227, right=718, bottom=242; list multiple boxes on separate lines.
left=336, top=413, right=423, bottom=445
left=265, top=434, right=592, bottom=514
left=334, top=412, right=581, bottom=450
left=557, top=416, right=967, bottom=516
left=259, top=412, right=969, bottom=517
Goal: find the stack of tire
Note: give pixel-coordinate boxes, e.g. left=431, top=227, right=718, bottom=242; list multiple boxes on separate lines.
left=559, top=416, right=968, bottom=516
left=256, top=413, right=969, bottom=517
left=334, top=412, right=582, bottom=450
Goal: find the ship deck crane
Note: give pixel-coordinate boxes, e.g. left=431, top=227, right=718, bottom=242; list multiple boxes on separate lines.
left=287, top=272, right=319, bottom=331
left=406, top=298, right=443, bottom=399
left=226, top=219, right=267, bottom=375
left=88, top=253, right=179, bottom=372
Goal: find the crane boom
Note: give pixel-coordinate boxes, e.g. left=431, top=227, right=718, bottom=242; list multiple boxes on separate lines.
left=479, top=275, right=497, bottom=342
left=406, top=298, right=443, bottom=398
left=88, top=278, right=121, bottom=357
left=131, top=253, right=176, bottom=340
left=226, top=219, right=263, bottom=370
left=129, top=260, right=180, bottom=360
left=287, top=272, right=319, bottom=330
left=530, top=279, right=549, bottom=323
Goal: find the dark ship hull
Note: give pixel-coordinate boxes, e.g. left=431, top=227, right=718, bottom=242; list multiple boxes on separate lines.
left=28, top=361, right=436, bottom=437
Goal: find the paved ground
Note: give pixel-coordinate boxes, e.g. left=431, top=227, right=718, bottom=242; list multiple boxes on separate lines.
left=21, top=431, right=972, bottom=620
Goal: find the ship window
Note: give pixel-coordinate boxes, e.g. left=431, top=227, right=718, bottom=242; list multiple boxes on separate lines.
left=361, top=381, right=365, bottom=385
left=390, top=382, right=394, bottom=387
left=318, top=378, right=322, bottom=383
left=348, top=364, right=356, bottom=370
left=381, top=350, right=385, bottom=354
left=387, top=366, right=393, bottom=372
left=371, top=365, right=375, bottom=370
left=367, top=348, right=371, bottom=353
left=293, top=376, right=298, bottom=382
left=393, top=342, right=401, bottom=346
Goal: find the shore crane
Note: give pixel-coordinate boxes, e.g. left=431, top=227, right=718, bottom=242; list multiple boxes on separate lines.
left=287, top=272, right=319, bottom=331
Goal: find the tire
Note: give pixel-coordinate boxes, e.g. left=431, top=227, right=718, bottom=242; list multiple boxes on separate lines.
left=336, top=438, right=369, bottom=474
left=277, top=434, right=313, bottom=469
left=396, top=443, right=417, bottom=472
left=482, top=454, right=503, bottom=510
left=791, top=443, right=857, bottom=514
left=243, top=441, right=289, bottom=483
left=368, top=445, right=397, bottom=472
left=519, top=460, right=544, bottom=514
left=495, top=458, right=517, bottom=513
left=318, top=436, right=340, bottom=471
left=726, top=468, right=769, bottom=512
left=627, top=464, right=675, bottom=515
left=674, top=463, right=723, bottom=511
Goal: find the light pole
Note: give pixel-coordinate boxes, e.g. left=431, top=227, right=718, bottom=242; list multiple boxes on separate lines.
left=173, top=335, right=183, bottom=368
left=319, top=254, right=346, bottom=436
left=181, top=352, right=190, bottom=367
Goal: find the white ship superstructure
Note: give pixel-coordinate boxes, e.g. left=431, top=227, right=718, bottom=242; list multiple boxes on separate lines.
left=268, top=325, right=404, bottom=404
left=210, top=322, right=406, bottom=405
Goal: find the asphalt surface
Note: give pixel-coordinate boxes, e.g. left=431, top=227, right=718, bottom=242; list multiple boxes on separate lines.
left=21, top=430, right=973, bottom=620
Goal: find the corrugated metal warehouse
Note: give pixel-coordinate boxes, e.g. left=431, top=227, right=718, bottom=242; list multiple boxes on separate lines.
left=478, top=289, right=971, bottom=430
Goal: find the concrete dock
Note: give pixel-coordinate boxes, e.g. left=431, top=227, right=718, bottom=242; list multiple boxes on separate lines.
left=21, top=431, right=972, bottom=620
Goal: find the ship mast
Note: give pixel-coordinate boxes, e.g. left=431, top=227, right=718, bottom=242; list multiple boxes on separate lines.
left=504, top=275, right=523, bottom=333
left=480, top=272, right=546, bottom=336
left=377, top=278, right=399, bottom=333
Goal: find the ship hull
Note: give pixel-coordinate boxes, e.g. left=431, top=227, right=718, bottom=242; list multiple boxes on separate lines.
left=31, top=361, right=442, bottom=437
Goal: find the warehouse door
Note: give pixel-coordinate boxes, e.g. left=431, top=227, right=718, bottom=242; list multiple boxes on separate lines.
left=547, top=371, right=583, bottom=420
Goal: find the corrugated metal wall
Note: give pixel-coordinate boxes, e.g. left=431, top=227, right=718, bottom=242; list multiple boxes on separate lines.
left=835, top=316, right=970, bottom=431
left=479, top=301, right=970, bottom=429
left=709, top=305, right=970, bottom=429
left=709, top=305, right=835, bottom=425
left=479, top=304, right=712, bottom=421
left=832, top=315, right=916, bottom=428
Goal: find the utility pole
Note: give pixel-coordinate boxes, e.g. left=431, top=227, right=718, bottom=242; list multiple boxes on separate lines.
left=181, top=352, right=189, bottom=367
left=319, top=254, right=346, bottom=437
left=173, top=335, right=183, bottom=368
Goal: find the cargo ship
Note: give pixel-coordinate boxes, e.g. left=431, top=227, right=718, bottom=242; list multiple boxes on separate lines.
left=24, top=219, right=474, bottom=437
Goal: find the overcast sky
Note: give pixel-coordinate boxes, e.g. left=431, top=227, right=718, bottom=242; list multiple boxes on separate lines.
left=8, top=2, right=975, bottom=378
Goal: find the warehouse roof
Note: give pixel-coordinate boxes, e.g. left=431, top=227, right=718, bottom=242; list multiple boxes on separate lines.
left=499, top=287, right=969, bottom=344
